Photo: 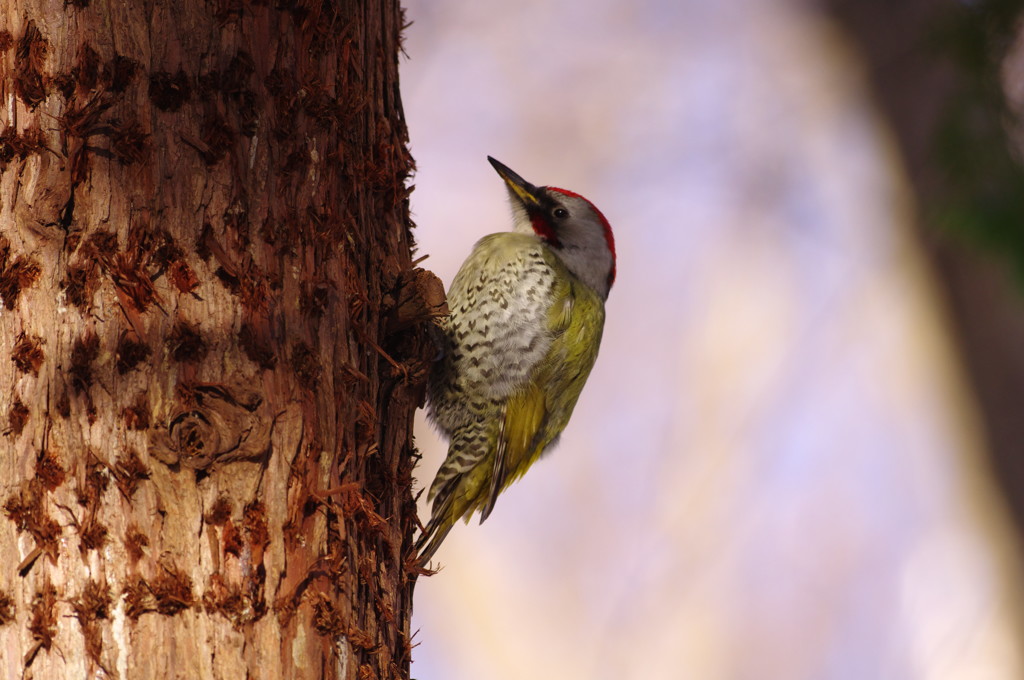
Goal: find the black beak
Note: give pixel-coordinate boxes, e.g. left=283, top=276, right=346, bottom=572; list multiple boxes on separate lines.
left=488, top=156, right=542, bottom=207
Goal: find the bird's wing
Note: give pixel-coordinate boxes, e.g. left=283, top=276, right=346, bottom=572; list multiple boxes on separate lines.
left=484, top=269, right=606, bottom=513
left=482, top=380, right=546, bottom=521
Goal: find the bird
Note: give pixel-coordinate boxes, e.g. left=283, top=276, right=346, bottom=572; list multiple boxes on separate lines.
left=416, top=156, right=616, bottom=566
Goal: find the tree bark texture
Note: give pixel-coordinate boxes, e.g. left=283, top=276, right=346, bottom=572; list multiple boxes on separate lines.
left=0, top=1, right=437, bottom=678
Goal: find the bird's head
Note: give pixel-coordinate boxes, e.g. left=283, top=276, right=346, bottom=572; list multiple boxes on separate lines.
left=488, top=156, right=616, bottom=300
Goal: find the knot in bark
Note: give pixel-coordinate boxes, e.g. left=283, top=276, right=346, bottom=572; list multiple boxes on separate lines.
left=167, top=409, right=221, bottom=468
left=149, top=382, right=271, bottom=470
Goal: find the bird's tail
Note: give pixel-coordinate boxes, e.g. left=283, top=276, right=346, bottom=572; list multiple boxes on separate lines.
left=415, top=420, right=496, bottom=567
left=414, top=518, right=455, bottom=569
left=414, top=480, right=458, bottom=568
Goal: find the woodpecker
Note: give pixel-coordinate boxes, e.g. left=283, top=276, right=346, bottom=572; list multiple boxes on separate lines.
left=416, top=156, right=615, bottom=566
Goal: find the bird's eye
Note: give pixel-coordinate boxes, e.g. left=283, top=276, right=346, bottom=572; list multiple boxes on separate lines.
left=553, top=207, right=569, bottom=219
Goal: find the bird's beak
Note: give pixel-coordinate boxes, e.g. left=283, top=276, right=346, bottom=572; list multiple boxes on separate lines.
left=488, top=156, right=542, bottom=207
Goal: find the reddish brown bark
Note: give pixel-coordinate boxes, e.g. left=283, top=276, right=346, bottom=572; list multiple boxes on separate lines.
left=0, top=2, right=439, bottom=678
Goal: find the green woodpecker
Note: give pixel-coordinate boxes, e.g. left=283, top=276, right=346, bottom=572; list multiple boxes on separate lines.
left=417, top=157, right=615, bottom=565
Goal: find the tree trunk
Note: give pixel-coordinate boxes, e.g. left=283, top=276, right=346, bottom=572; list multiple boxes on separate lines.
left=824, top=0, right=1024, bottom=532
left=0, top=1, right=437, bottom=678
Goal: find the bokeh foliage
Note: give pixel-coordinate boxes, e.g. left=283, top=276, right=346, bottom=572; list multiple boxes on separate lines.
left=932, top=0, right=1024, bottom=277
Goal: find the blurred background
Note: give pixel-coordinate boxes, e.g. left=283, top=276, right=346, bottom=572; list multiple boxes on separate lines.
left=401, top=0, right=1024, bottom=678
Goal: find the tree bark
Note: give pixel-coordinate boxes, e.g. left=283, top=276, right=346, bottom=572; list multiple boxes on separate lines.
left=0, top=1, right=437, bottom=678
